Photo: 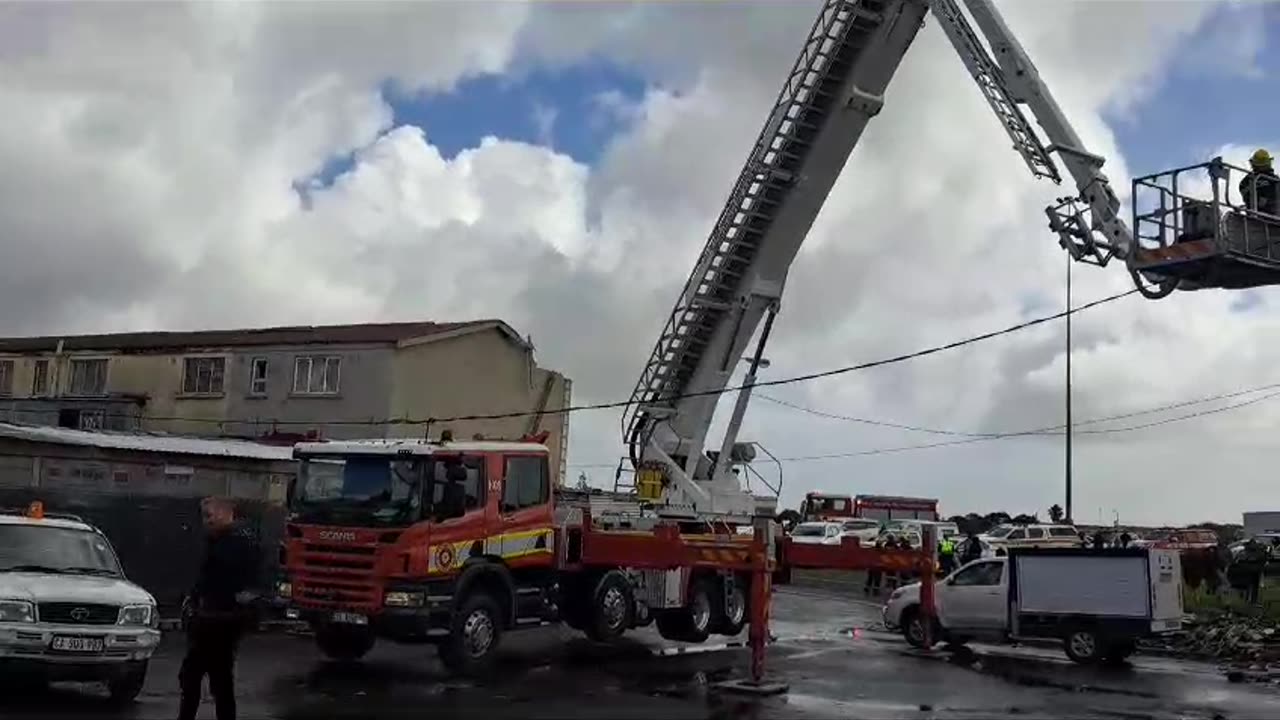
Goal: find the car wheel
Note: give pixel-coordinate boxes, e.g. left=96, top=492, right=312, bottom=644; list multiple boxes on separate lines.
left=710, top=577, right=747, bottom=636
left=107, top=661, right=148, bottom=704
left=901, top=607, right=932, bottom=649
left=1064, top=629, right=1102, bottom=664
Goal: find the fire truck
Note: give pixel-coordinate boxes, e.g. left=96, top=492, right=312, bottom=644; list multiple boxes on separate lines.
left=279, top=0, right=1278, bottom=677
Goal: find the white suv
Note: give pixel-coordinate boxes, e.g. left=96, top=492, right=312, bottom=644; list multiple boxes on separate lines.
left=0, top=506, right=160, bottom=702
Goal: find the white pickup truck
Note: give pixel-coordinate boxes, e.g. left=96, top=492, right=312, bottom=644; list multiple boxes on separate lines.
left=0, top=506, right=160, bottom=702
left=883, top=547, right=1183, bottom=664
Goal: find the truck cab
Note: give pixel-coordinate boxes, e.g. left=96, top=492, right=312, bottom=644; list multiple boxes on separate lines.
left=282, top=438, right=558, bottom=670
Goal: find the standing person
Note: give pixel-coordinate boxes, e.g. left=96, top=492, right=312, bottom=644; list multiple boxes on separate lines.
left=1240, top=148, right=1279, bottom=215
left=960, top=532, right=983, bottom=566
left=864, top=535, right=886, bottom=597
left=178, top=497, right=261, bottom=720
left=938, top=535, right=957, bottom=576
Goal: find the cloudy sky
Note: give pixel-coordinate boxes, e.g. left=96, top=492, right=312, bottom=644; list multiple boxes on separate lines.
left=2, top=0, right=1277, bottom=525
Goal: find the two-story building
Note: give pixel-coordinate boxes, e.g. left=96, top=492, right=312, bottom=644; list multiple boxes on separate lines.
left=0, top=319, right=572, bottom=484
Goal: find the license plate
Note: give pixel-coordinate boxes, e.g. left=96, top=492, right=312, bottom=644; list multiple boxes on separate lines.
left=50, top=636, right=105, bottom=653
left=331, top=612, right=368, bottom=625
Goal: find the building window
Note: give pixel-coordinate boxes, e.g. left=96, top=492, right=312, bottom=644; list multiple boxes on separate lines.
left=78, top=409, right=105, bottom=431
left=249, top=357, right=269, bottom=396
left=31, top=359, right=48, bottom=396
left=68, top=358, right=108, bottom=396
left=0, top=360, right=12, bottom=396
left=293, top=356, right=341, bottom=395
left=182, top=357, right=226, bottom=395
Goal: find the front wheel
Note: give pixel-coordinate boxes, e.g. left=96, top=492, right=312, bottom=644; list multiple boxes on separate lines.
left=315, top=626, right=375, bottom=662
left=106, top=661, right=148, bottom=704
left=438, top=592, right=503, bottom=676
left=901, top=607, right=936, bottom=649
left=1064, top=629, right=1102, bottom=664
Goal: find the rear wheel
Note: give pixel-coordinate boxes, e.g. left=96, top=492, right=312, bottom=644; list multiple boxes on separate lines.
left=655, top=576, right=713, bottom=643
left=1064, top=629, right=1102, bottom=664
left=315, top=626, right=375, bottom=661
left=710, top=577, right=747, bottom=636
left=586, top=570, right=634, bottom=642
left=438, top=592, right=503, bottom=676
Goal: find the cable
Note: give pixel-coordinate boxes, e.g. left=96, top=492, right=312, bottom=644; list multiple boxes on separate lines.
left=567, top=380, right=1280, bottom=467
left=756, top=380, right=1280, bottom=437
left=0, top=286, right=1139, bottom=429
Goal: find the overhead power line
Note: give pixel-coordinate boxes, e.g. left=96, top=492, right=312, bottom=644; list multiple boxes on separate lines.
left=0, top=286, right=1139, bottom=430
left=567, top=380, right=1280, bottom=467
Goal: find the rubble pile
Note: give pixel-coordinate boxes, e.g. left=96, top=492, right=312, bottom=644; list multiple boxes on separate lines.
left=1143, top=611, right=1280, bottom=678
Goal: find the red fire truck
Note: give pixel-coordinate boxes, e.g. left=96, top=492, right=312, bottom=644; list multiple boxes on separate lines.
left=280, top=437, right=766, bottom=674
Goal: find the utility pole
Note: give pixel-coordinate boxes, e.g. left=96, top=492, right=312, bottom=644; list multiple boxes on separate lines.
left=1065, top=252, right=1074, bottom=523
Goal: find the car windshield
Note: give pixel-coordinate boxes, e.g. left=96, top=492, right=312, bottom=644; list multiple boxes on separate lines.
left=293, top=456, right=423, bottom=527
left=987, top=525, right=1015, bottom=538
left=0, top=525, right=122, bottom=576
left=792, top=524, right=827, bottom=537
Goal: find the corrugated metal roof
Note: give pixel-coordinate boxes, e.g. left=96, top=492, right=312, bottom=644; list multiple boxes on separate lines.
left=0, top=319, right=508, bottom=354
left=0, top=422, right=295, bottom=462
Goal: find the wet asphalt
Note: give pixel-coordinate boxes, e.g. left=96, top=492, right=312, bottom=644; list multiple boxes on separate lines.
left=3, top=585, right=1278, bottom=719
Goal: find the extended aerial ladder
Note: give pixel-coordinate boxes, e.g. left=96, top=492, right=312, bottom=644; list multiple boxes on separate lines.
left=621, top=0, right=1280, bottom=524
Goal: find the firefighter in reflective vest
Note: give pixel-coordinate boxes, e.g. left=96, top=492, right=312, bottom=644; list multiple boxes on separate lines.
left=938, top=536, right=957, bottom=575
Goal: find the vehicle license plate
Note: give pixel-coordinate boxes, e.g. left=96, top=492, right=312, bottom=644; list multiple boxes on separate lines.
left=331, top=612, right=368, bottom=625
left=50, top=636, right=105, bottom=653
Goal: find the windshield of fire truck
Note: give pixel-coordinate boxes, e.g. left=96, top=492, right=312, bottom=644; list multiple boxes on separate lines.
left=293, top=456, right=422, bottom=526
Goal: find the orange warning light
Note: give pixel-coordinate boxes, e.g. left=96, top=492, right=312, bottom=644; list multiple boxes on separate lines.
left=26, top=501, right=44, bottom=519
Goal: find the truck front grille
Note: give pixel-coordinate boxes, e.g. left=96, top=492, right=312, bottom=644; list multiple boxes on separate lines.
left=38, top=602, right=119, bottom=625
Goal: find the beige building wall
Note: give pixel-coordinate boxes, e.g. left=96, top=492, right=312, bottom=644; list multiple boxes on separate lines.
left=387, top=328, right=571, bottom=483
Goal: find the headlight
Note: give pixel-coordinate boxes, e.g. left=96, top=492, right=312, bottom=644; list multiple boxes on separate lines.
left=276, top=581, right=293, bottom=600
left=0, top=600, right=35, bottom=624
left=384, top=591, right=424, bottom=608
left=118, top=604, right=155, bottom=627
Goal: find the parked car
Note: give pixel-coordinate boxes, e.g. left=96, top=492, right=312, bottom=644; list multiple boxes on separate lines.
left=981, top=523, right=1079, bottom=550
left=790, top=521, right=845, bottom=545
left=0, top=504, right=160, bottom=702
left=839, top=518, right=882, bottom=543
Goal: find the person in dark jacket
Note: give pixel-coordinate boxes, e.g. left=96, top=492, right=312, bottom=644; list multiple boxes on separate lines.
left=178, top=497, right=260, bottom=720
left=1241, top=149, right=1279, bottom=216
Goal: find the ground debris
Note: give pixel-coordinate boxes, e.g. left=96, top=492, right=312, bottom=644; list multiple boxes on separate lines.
left=1140, top=610, right=1280, bottom=680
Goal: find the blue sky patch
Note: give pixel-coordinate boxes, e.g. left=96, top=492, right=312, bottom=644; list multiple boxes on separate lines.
left=1105, top=4, right=1279, bottom=174
left=387, top=62, right=647, bottom=166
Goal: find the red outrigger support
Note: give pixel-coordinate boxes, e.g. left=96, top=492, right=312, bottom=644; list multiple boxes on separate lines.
left=571, top=513, right=939, bottom=694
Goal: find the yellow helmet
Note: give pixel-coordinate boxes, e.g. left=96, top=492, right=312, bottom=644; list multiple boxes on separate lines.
left=1251, top=148, right=1273, bottom=168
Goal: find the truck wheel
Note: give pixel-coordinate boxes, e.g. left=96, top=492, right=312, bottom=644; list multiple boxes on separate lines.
left=655, top=577, right=713, bottom=643
left=710, top=578, right=747, bottom=636
left=106, top=661, right=148, bottom=705
left=1064, top=629, right=1102, bottom=664
left=316, top=627, right=375, bottom=662
left=438, top=592, right=503, bottom=676
left=586, top=570, right=634, bottom=642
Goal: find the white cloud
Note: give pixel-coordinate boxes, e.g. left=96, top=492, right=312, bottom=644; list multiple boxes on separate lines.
left=0, top=0, right=1271, bottom=525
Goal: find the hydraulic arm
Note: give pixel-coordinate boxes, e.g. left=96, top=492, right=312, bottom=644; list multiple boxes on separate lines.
left=625, top=0, right=1256, bottom=520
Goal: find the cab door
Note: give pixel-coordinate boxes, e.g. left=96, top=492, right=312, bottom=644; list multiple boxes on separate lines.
left=496, top=454, right=555, bottom=567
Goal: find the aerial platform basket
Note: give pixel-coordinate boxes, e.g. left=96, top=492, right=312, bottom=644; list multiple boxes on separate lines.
left=1130, top=157, right=1280, bottom=291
